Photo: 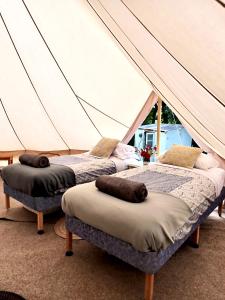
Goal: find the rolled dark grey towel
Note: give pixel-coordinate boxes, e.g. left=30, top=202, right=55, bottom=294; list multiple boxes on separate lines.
left=19, top=154, right=50, bottom=168
left=95, top=175, right=148, bottom=203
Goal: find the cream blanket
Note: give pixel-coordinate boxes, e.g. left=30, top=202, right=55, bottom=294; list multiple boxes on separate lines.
left=62, top=164, right=216, bottom=252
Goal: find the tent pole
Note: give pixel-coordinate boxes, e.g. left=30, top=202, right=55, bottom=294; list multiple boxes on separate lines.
left=156, top=97, right=162, bottom=154
left=122, top=91, right=158, bottom=144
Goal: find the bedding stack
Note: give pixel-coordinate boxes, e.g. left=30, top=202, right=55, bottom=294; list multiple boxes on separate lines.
left=112, top=142, right=139, bottom=161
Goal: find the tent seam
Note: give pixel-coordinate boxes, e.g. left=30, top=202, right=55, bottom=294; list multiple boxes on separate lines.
left=77, top=95, right=129, bottom=128
left=120, top=0, right=225, bottom=108
left=0, top=13, right=71, bottom=150
left=87, top=0, right=225, bottom=148
left=22, top=0, right=103, bottom=138
left=214, top=0, right=225, bottom=8
left=22, top=0, right=130, bottom=131
left=0, top=98, right=26, bottom=150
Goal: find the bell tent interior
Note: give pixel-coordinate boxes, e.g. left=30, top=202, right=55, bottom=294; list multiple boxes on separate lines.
left=0, top=1, right=225, bottom=300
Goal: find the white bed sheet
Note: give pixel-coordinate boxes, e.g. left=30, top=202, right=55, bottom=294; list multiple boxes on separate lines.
left=78, top=151, right=139, bottom=172
left=110, top=156, right=140, bottom=172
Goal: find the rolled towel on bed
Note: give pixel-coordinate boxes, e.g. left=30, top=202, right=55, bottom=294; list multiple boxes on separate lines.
left=19, top=154, right=50, bottom=168
left=95, top=175, right=148, bottom=203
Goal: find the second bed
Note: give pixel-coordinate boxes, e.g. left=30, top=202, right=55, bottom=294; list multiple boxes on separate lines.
left=62, top=162, right=225, bottom=299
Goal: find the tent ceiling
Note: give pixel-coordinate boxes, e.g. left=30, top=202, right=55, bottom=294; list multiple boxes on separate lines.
left=0, top=0, right=151, bottom=151
left=1, top=0, right=225, bottom=158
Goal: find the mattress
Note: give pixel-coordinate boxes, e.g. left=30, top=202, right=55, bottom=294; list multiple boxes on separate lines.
left=1, top=153, right=132, bottom=197
left=62, top=163, right=218, bottom=252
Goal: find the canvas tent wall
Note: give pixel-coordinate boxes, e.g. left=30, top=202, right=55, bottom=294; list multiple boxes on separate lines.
left=1, top=0, right=225, bottom=160
left=88, top=0, right=225, bottom=159
left=0, top=0, right=152, bottom=151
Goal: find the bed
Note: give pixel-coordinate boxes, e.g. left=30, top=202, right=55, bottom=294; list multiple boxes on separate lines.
left=1, top=151, right=138, bottom=234
left=62, top=163, right=225, bottom=300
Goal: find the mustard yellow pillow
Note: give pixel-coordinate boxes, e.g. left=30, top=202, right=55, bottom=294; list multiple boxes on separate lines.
left=90, top=137, right=120, bottom=158
left=159, top=145, right=202, bottom=168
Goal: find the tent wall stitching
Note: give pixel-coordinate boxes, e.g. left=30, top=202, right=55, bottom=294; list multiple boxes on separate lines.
left=87, top=0, right=225, bottom=148
left=0, top=98, right=26, bottom=149
left=76, top=95, right=129, bottom=128
left=86, top=0, right=152, bottom=87
left=0, top=13, right=70, bottom=150
left=21, top=1, right=129, bottom=130
left=215, top=0, right=225, bottom=8
left=120, top=0, right=225, bottom=108
left=22, top=0, right=103, bottom=137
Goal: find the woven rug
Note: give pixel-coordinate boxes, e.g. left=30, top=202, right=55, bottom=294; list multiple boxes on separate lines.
left=54, top=217, right=82, bottom=240
left=0, top=291, right=25, bottom=300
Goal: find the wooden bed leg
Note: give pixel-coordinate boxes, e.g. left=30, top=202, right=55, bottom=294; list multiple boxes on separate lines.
left=190, top=225, right=200, bottom=248
left=37, top=212, right=44, bottom=234
left=145, top=274, right=154, bottom=300
left=218, top=201, right=223, bottom=217
left=65, top=229, right=73, bottom=256
left=5, top=194, right=10, bottom=209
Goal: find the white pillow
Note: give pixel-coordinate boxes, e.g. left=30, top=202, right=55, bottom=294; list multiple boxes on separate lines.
left=112, top=143, right=136, bottom=160
left=194, top=153, right=220, bottom=170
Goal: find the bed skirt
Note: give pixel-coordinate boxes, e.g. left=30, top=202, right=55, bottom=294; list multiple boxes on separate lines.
left=4, top=183, right=62, bottom=212
left=65, top=187, right=225, bottom=274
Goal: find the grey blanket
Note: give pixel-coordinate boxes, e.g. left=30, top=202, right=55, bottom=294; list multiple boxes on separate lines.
left=1, top=163, right=75, bottom=197
left=62, top=164, right=216, bottom=252
left=1, top=154, right=117, bottom=197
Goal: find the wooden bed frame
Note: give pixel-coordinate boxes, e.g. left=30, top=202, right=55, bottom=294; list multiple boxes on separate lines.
left=5, top=193, right=54, bottom=234
left=2, top=153, right=59, bottom=234
left=64, top=187, right=225, bottom=300
left=65, top=224, right=200, bottom=300
left=4, top=184, right=62, bottom=234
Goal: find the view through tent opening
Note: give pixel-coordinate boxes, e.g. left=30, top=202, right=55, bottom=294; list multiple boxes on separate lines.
left=130, top=100, right=195, bottom=161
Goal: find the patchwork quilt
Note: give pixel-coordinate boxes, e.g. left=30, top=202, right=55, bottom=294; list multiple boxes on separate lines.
left=114, top=164, right=216, bottom=242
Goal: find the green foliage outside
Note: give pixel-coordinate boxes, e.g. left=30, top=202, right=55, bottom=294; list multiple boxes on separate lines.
left=143, top=102, right=180, bottom=125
